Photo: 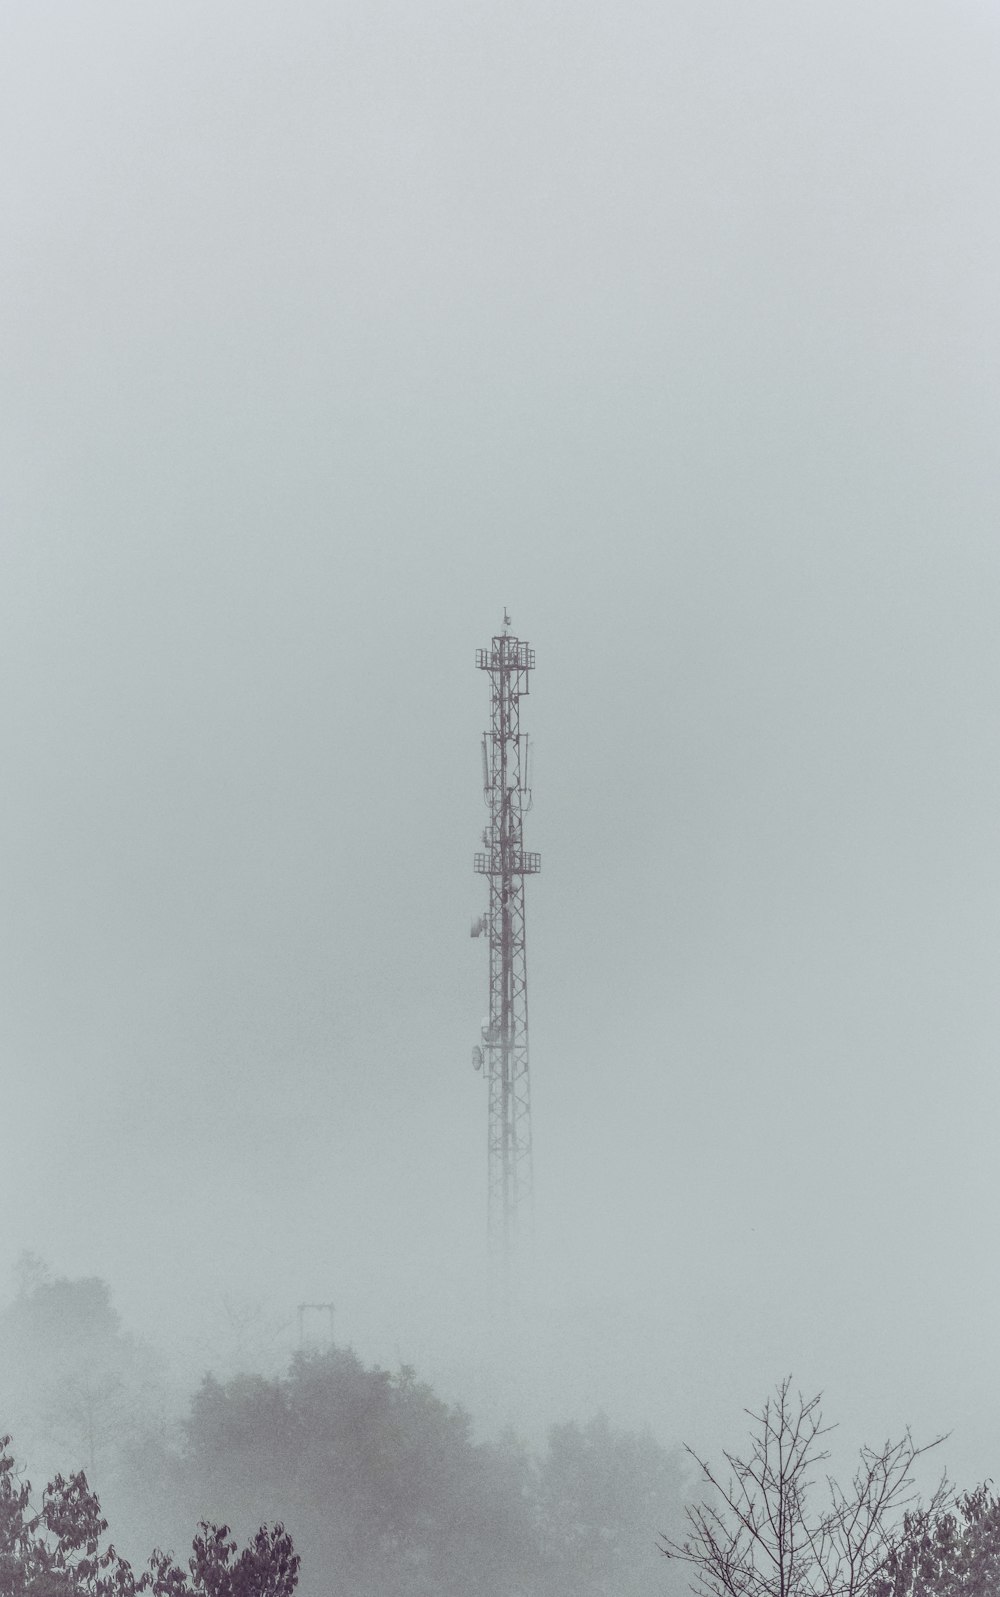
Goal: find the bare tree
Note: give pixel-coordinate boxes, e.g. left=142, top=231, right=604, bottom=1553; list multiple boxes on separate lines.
left=661, top=1379, right=949, bottom=1597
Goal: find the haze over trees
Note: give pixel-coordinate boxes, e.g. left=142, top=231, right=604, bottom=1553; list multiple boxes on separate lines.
left=146, top=1348, right=686, bottom=1597
left=10, top=1269, right=1000, bottom=1597
left=0, top=1259, right=165, bottom=1486
left=0, top=1267, right=686, bottom=1597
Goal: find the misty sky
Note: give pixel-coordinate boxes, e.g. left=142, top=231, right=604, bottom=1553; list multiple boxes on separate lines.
left=4, top=0, right=1000, bottom=1488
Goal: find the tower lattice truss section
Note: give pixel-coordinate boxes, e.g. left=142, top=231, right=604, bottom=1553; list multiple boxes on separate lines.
left=472, top=622, right=540, bottom=1252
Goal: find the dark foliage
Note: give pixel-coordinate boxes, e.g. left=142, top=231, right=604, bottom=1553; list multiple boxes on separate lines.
left=0, top=1437, right=297, bottom=1597
left=874, top=1485, right=1000, bottom=1597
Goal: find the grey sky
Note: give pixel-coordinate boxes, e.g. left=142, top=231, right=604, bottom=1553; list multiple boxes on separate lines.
left=3, top=0, right=1000, bottom=1490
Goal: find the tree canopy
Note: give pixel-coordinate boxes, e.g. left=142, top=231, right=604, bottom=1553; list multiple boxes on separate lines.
left=1, top=1265, right=687, bottom=1597
left=149, top=1348, right=686, bottom=1597
left=873, top=1486, right=1000, bottom=1597
left=0, top=1436, right=297, bottom=1597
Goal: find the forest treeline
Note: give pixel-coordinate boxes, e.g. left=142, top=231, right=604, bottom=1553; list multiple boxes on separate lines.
left=0, top=1264, right=687, bottom=1597
left=7, top=1266, right=1000, bottom=1597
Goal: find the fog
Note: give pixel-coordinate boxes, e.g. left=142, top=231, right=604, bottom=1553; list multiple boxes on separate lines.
left=3, top=0, right=1000, bottom=1514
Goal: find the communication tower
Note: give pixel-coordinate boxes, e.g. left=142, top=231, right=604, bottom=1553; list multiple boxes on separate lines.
left=471, top=612, right=540, bottom=1257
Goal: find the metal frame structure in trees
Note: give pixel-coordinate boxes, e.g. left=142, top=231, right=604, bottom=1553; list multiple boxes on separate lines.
left=471, top=614, right=540, bottom=1258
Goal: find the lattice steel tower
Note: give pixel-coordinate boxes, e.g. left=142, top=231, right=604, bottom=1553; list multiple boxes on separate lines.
left=471, top=612, right=540, bottom=1255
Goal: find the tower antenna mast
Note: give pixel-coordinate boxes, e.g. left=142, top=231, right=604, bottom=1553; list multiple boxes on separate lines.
left=471, top=612, right=540, bottom=1258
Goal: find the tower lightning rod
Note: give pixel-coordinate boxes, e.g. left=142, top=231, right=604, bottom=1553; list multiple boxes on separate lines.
left=471, top=611, right=540, bottom=1261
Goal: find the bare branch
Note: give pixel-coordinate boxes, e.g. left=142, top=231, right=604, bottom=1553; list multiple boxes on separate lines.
left=661, top=1383, right=948, bottom=1597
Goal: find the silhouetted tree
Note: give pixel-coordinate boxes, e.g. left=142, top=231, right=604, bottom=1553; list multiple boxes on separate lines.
left=661, top=1379, right=948, bottom=1597
left=0, top=1436, right=297, bottom=1597
left=873, top=1485, right=1000, bottom=1597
